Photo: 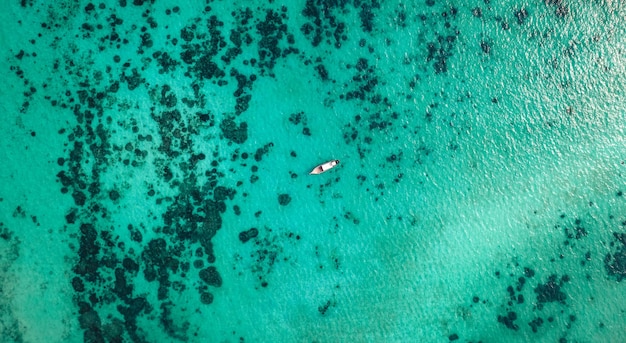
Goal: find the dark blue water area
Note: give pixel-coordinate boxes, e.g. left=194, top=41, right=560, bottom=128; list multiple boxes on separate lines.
left=1, top=0, right=626, bottom=342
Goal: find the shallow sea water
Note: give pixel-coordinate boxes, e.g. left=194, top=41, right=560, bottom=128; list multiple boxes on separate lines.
left=1, top=0, right=626, bottom=342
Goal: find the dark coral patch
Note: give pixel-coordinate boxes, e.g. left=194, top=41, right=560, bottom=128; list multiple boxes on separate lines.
left=528, top=317, right=544, bottom=333
left=72, top=276, right=85, bottom=292
left=199, top=266, right=223, bottom=287
left=605, top=232, right=626, bottom=281
left=545, top=0, right=569, bottom=17
left=514, top=8, right=529, bottom=25
left=318, top=299, right=336, bottom=316
left=278, top=193, right=291, bottom=206
left=497, top=311, right=519, bottom=331
left=72, top=190, right=87, bottom=206
left=254, top=142, right=274, bottom=162
left=109, top=189, right=120, bottom=201
left=220, top=117, right=248, bottom=144
left=534, top=274, right=567, bottom=304
left=200, top=291, right=214, bottom=305
left=195, top=54, right=225, bottom=80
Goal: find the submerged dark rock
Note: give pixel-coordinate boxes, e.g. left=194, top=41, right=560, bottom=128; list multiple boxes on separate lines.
left=239, top=228, right=259, bottom=243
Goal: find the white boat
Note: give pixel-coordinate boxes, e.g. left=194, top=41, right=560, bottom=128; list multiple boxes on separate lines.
left=309, top=160, right=340, bottom=175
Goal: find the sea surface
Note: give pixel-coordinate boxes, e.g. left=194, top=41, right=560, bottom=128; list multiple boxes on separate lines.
left=1, top=0, right=626, bottom=342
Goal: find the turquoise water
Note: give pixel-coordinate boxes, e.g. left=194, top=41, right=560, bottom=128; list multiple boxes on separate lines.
left=1, top=0, right=626, bottom=342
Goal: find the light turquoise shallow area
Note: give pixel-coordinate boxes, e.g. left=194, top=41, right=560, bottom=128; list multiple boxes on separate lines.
left=1, top=1, right=626, bottom=342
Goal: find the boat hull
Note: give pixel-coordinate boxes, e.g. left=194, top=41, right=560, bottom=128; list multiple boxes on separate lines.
left=309, top=160, right=340, bottom=174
